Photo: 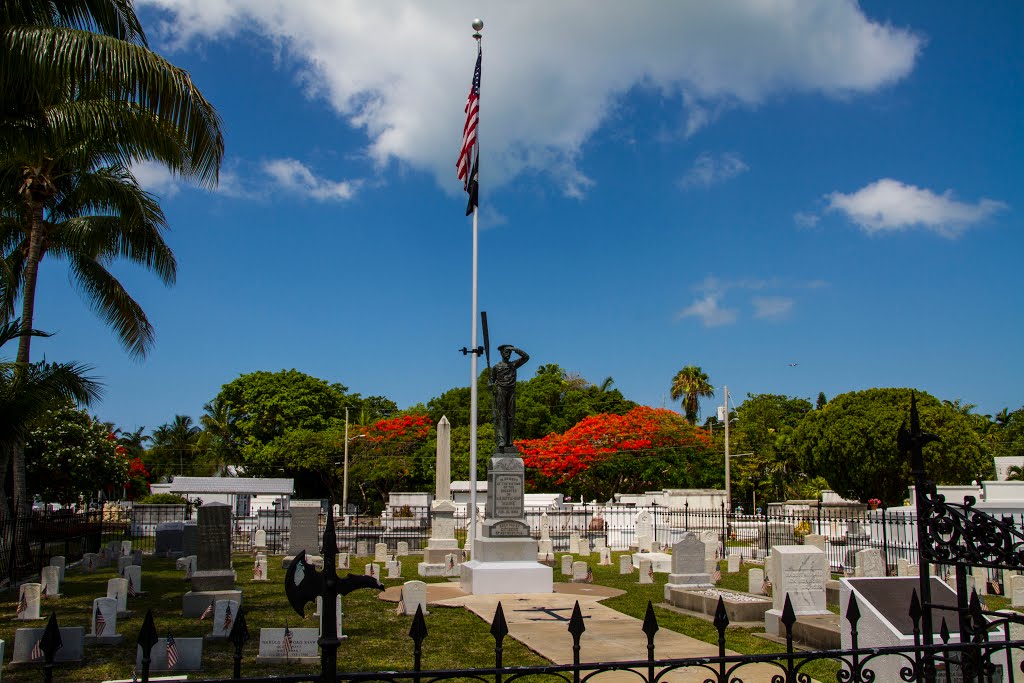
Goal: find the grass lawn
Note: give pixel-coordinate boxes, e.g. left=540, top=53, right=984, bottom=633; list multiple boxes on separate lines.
left=0, top=550, right=1004, bottom=682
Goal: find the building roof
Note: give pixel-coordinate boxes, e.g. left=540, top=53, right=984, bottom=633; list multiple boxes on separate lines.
left=168, top=477, right=294, bottom=495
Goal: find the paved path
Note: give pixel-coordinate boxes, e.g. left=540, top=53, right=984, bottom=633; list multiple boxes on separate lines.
left=428, top=585, right=794, bottom=682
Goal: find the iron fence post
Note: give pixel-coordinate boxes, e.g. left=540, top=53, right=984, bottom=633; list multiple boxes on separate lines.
left=880, top=507, right=889, bottom=575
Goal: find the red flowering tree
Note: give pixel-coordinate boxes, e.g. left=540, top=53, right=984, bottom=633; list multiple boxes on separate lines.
left=348, top=413, right=435, bottom=510
left=124, top=456, right=151, bottom=500
left=518, top=406, right=719, bottom=499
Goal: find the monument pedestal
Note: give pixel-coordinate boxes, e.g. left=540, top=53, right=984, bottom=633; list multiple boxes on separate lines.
left=460, top=560, right=553, bottom=595
left=420, top=500, right=461, bottom=576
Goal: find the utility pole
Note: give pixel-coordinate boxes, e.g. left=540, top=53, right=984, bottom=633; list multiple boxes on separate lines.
left=343, top=407, right=349, bottom=524
left=724, top=386, right=731, bottom=511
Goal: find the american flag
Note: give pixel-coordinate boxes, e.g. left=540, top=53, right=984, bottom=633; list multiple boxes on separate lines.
left=127, top=575, right=139, bottom=597
left=585, top=567, right=593, bottom=584
left=647, top=564, right=654, bottom=580
left=712, top=564, right=722, bottom=583
left=456, top=43, right=482, bottom=214
left=223, top=603, right=233, bottom=632
left=16, top=589, right=27, bottom=617
left=31, top=638, right=43, bottom=661
left=199, top=600, right=215, bottom=621
left=762, top=577, right=772, bottom=597
left=395, top=595, right=406, bottom=616
left=95, top=607, right=107, bottom=635
left=165, top=634, right=178, bottom=669
left=282, top=626, right=293, bottom=659
left=253, top=560, right=263, bottom=580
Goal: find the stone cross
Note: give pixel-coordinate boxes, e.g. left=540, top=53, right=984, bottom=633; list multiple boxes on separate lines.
left=436, top=416, right=452, bottom=501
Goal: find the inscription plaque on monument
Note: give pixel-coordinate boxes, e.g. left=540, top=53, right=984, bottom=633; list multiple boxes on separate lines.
left=493, top=474, right=523, bottom=518
left=489, top=520, right=529, bottom=537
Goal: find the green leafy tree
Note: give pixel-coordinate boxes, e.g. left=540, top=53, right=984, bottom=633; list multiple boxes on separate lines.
left=731, top=394, right=814, bottom=505
left=26, top=400, right=128, bottom=505
left=793, top=388, right=991, bottom=506
left=214, top=369, right=354, bottom=477
left=670, top=365, right=714, bottom=424
left=816, top=392, right=827, bottom=410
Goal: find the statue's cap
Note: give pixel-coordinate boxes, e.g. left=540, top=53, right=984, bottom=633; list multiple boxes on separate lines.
left=498, top=344, right=514, bottom=352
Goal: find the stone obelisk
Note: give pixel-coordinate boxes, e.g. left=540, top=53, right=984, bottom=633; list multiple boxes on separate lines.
left=419, top=417, right=461, bottom=576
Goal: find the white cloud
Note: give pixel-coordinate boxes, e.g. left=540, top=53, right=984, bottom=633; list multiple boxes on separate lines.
left=678, top=276, right=822, bottom=326
left=131, top=160, right=183, bottom=197
left=679, top=152, right=748, bottom=189
left=261, top=158, right=359, bottom=201
left=140, top=1, right=921, bottom=197
left=826, top=179, right=1007, bottom=237
left=678, top=292, right=738, bottom=327
left=752, top=296, right=794, bottom=320
left=794, top=211, right=820, bottom=229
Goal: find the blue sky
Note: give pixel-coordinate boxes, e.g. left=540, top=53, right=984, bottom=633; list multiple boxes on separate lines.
left=25, top=2, right=1023, bottom=431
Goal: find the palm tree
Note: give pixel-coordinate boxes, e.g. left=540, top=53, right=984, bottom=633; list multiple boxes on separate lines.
left=670, top=365, right=714, bottom=425
left=1, top=0, right=223, bottom=517
left=0, top=318, right=101, bottom=513
left=149, top=415, right=202, bottom=481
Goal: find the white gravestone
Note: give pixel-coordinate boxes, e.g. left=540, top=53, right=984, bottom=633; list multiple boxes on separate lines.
left=443, top=553, right=461, bottom=577
left=572, top=561, right=589, bottom=583
left=387, top=560, right=402, bottom=579
left=804, top=534, right=826, bottom=551
left=374, top=543, right=389, bottom=562
left=122, top=564, right=143, bottom=595
left=897, top=558, right=910, bottom=576
left=540, top=513, right=551, bottom=540
left=568, top=536, right=580, bottom=554
left=117, top=555, right=132, bottom=574
left=120, top=541, right=132, bottom=556
left=40, top=566, right=61, bottom=597
left=599, top=548, right=612, bottom=566
left=561, top=555, right=573, bottom=576
left=537, top=539, right=554, bottom=561
left=578, top=539, right=591, bottom=557
left=256, top=627, right=318, bottom=664
left=338, top=552, right=350, bottom=570
left=764, top=545, right=830, bottom=636
left=254, top=529, right=267, bottom=551
left=82, top=553, right=99, bottom=573
left=90, top=597, right=121, bottom=641
left=16, top=583, right=41, bottom=620
left=401, top=580, right=429, bottom=616
left=1011, top=574, right=1024, bottom=608
left=635, top=510, right=654, bottom=549
left=972, top=567, right=988, bottom=596
left=639, top=559, right=654, bottom=584
left=593, top=537, right=607, bottom=552
left=356, top=540, right=369, bottom=556
left=107, top=578, right=128, bottom=614
left=397, top=542, right=409, bottom=557
left=620, top=555, right=634, bottom=575
left=364, top=563, right=380, bottom=580
left=727, top=554, right=741, bottom=573
left=209, top=600, right=240, bottom=639
left=855, top=548, right=885, bottom=577
left=253, top=555, right=268, bottom=581
left=749, top=568, right=765, bottom=595
left=317, top=595, right=343, bottom=637
left=49, top=556, right=66, bottom=583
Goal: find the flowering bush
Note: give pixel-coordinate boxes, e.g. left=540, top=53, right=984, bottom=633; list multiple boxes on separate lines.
left=26, top=401, right=130, bottom=505
left=518, top=406, right=715, bottom=498
left=361, top=413, right=432, bottom=444
left=868, top=498, right=882, bottom=508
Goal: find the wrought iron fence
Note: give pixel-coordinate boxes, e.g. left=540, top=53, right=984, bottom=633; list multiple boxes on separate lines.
left=0, top=509, right=111, bottom=587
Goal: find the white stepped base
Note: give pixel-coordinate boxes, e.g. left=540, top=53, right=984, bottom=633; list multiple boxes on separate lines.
left=459, top=560, right=554, bottom=595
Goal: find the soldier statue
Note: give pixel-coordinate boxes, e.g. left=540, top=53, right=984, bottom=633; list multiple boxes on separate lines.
left=489, top=344, right=529, bottom=451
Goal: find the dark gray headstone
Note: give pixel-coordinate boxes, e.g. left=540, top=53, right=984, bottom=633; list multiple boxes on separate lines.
left=182, top=522, right=199, bottom=557
left=197, top=503, right=232, bottom=572
left=12, top=626, right=84, bottom=663
left=288, top=502, right=321, bottom=556
left=671, top=533, right=706, bottom=574
left=136, top=637, right=203, bottom=671
left=155, top=522, right=185, bottom=556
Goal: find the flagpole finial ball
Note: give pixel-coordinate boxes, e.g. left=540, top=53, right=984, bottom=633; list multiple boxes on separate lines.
left=472, top=18, right=484, bottom=32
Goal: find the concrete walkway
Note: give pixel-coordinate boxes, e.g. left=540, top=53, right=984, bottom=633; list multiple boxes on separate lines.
left=382, top=583, right=798, bottom=682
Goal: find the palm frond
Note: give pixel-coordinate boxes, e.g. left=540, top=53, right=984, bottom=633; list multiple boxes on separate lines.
left=69, top=254, right=153, bottom=357
left=1, top=0, right=147, bottom=45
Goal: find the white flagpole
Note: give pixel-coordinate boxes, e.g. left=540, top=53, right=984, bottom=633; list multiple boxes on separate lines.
left=467, top=19, right=483, bottom=558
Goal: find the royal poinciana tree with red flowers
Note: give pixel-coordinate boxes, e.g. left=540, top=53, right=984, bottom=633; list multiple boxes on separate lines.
left=518, top=406, right=720, bottom=500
